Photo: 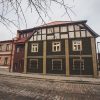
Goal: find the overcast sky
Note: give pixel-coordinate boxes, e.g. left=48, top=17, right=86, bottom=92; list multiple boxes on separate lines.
left=0, top=0, right=100, bottom=43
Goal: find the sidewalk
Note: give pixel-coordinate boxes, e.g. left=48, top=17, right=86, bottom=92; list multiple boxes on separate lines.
left=0, top=71, right=100, bottom=85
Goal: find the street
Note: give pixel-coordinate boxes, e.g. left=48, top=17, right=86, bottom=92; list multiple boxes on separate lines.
left=0, top=75, right=100, bottom=100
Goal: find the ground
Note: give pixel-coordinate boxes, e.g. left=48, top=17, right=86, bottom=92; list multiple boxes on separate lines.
left=0, top=75, right=100, bottom=100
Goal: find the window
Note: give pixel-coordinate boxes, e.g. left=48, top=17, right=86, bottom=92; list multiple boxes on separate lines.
left=42, top=35, right=46, bottom=40
left=42, top=28, right=46, bottom=34
left=68, top=25, right=74, bottom=31
left=16, top=47, right=20, bottom=53
left=69, top=32, right=75, bottom=38
left=0, top=57, right=1, bottom=64
left=74, top=25, right=80, bottom=31
left=72, top=40, right=82, bottom=51
left=31, top=43, right=38, bottom=52
left=55, top=33, right=60, bottom=39
left=81, top=31, right=86, bottom=37
left=54, top=27, right=59, bottom=33
left=37, top=35, right=41, bottom=40
left=6, top=44, right=10, bottom=51
left=37, top=29, right=41, bottom=34
left=73, top=59, right=84, bottom=70
left=4, top=57, right=8, bottom=65
left=30, top=59, right=38, bottom=69
left=47, top=28, right=53, bottom=34
left=52, top=59, right=62, bottom=70
left=75, top=31, right=81, bottom=37
left=24, top=34, right=26, bottom=38
left=20, top=34, right=23, bottom=38
left=34, top=35, right=37, bottom=41
left=47, top=35, right=54, bottom=40
left=61, top=34, right=68, bottom=39
left=61, top=26, right=67, bottom=32
left=87, top=31, right=92, bottom=37
left=0, top=45, right=2, bottom=51
left=52, top=42, right=61, bottom=52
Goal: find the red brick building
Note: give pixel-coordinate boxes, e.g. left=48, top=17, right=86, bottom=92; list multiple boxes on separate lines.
left=11, top=30, right=34, bottom=72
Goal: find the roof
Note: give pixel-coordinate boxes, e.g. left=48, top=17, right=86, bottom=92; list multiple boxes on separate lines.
left=0, top=40, right=13, bottom=43
left=84, top=24, right=99, bottom=37
left=36, top=20, right=87, bottom=28
left=15, top=31, right=36, bottom=44
left=14, top=38, right=27, bottom=44
left=17, top=20, right=99, bottom=38
left=17, top=20, right=87, bottom=33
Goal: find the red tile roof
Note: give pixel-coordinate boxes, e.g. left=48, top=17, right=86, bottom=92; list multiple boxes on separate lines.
left=14, top=32, right=34, bottom=44
left=15, top=38, right=27, bottom=44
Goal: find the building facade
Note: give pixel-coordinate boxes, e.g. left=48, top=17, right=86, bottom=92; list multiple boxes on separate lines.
left=0, top=40, right=13, bottom=72
left=11, top=30, right=34, bottom=72
left=98, top=53, right=100, bottom=71
left=23, top=20, right=98, bottom=77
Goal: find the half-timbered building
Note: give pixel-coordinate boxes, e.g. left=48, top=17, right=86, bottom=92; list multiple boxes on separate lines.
left=23, top=20, right=99, bottom=77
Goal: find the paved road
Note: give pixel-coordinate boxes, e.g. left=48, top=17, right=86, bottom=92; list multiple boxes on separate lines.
left=0, top=75, right=100, bottom=100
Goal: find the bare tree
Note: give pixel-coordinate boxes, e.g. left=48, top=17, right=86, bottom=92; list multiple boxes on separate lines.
left=0, top=0, right=75, bottom=30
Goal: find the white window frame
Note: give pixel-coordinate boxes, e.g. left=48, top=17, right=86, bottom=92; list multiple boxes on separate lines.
left=4, top=57, right=8, bottom=65
left=72, top=40, right=82, bottom=51
left=31, top=43, right=38, bottom=52
left=6, top=44, right=10, bottom=51
left=52, top=42, right=61, bottom=52
left=52, top=59, right=62, bottom=70
left=30, top=59, right=38, bottom=69
left=73, top=59, right=84, bottom=70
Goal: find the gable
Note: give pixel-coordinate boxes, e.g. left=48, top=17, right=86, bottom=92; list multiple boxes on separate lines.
left=28, top=22, right=98, bottom=42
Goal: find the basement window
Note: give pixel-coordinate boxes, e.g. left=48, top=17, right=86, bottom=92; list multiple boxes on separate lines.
left=52, top=59, right=62, bottom=70
left=30, top=59, right=38, bottom=69
left=73, top=59, right=84, bottom=70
